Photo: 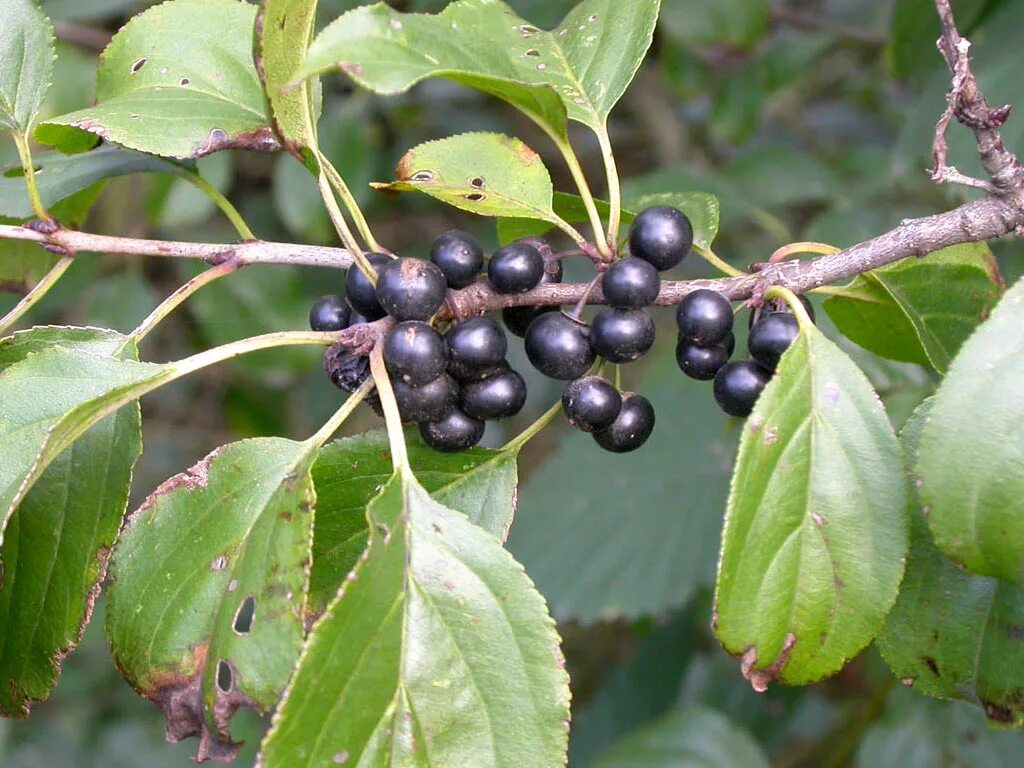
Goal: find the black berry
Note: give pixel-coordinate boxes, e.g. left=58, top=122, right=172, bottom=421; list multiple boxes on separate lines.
left=445, top=317, right=508, bottom=382
left=676, top=289, right=733, bottom=345
left=344, top=253, right=392, bottom=319
left=749, top=295, right=816, bottom=329
left=309, top=295, right=350, bottom=332
left=628, top=206, right=693, bottom=271
left=590, top=308, right=656, bottom=364
left=325, top=348, right=382, bottom=415
left=419, top=407, right=485, bottom=452
left=562, top=376, right=622, bottom=432
left=748, top=312, right=800, bottom=371
left=593, top=393, right=655, bottom=453
left=676, top=338, right=731, bottom=381
left=601, top=257, right=660, bottom=308
left=393, top=373, right=457, bottom=423
left=461, top=367, right=527, bottom=420
left=430, top=230, right=484, bottom=289
left=347, top=305, right=372, bottom=327
left=524, top=312, right=595, bottom=380
left=488, top=242, right=545, bottom=294
left=502, top=305, right=554, bottom=338
left=383, top=321, right=449, bottom=387
left=375, top=257, right=447, bottom=321
left=713, top=360, right=772, bottom=417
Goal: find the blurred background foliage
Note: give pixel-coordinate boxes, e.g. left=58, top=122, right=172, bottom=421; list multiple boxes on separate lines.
left=2, top=0, right=1023, bottom=765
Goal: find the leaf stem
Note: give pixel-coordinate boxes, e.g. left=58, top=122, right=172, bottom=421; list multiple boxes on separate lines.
left=0, top=256, right=73, bottom=336
left=369, top=343, right=410, bottom=472
left=130, top=259, right=240, bottom=344
left=320, top=154, right=384, bottom=253
left=308, top=377, right=373, bottom=448
left=181, top=168, right=255, bottom=240
left=316, top=170, right=377, bottom=280
left=765, top=285, right=815, bottom=332
left=171, top=330, right=336, bottom=379
left=552, top=136, right=610, bottom=256
left=770, top=241, right=840, bottom=263
left=550, top=214, right=590, bottom=248
left=693, top=244, right=744, bottom=277
left=596, top=126, right=622, bottom=249
left=12, top=132, right=49, bottom=221
left=503, top=398, right=563, bottom=453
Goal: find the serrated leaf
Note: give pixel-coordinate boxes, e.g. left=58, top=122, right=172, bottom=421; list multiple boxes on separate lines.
left=258, top=469, right=569, bottom=768
left=714, top=322, right=908, bottom=688
left=36, top=0, right=279, bottom=159
left=107, top=437, right=320, bottom=762
left=308, top=429, right=518, bottom=615
left=916, top=276, right=1024, bottom=581
left=824, top=243, right=1004, bottom=372
left=0, top=326, right=142, bottom=716
left=0, top=0, right=56, bottom=132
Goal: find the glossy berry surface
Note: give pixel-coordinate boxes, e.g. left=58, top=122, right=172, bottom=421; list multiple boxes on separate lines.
left=593, top=393, right=655, bottom=453
left=445, top=317, right=508, bottom=381
left=419, top=407, right=486, bottom=452
left=676, top=338, right=731, bottom=381
left=393, top=373, right=457, bottom=423
left=461, top=367, right=527, bottom=420
left=748, top=312, right=800, bottom=371
left=430, top=230, right=484, bottom=289
left=502, top=305, right=554, bottom=338
left=488, top=242, right=545, bottom=294
left=375, top=257, right=447, bottom=321
left=383, top=321, right=449, bottom=387
left=676, top=289, right=733, bottom=345
left=590, top=308, right=656, bottom=364
left=713, top=360, right=772, bottom=417
left=309, top=295, right=350, bottom=332
left=628, top=205, right=693, bottom=271
left=344, top=252, right=391, bottom=319
left=524, top=312, right=595, bottom=380
left=601, top=257, right=660, bottom=308
left=562, top=376, right=622, bottom=432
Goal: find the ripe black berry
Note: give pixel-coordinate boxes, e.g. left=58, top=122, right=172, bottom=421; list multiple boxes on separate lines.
left=676, top=289, right=733, bottom=345
left=502, top=305, right=554, bottom=337
left=601, top=257, right=660, bottom=308
left=375, top=257, right=447, bottom=321
left=488, top=242, right=545, bottom=294
left=713, top=360, right=772, bottom=417
left=676, top=338, right=732, bottom=381
left=628, top=206, right=693, bottom=271
left=593, top=393, right=655, bottom=453
left=461, top=367, right=527, bottom=420
left=445, top=317, right=508, bottom=382
left=393, top=373, right=457, bottom=423
left=344, top=253, right=392, bottom=319
left=430, top=230, right=484, bottom=289
left=419, top=407, right=485, bottom=452
left=590, top=308, right=656, bottom=364
left=748, top=312, right=800, bottom=372
left=524, top=312, right=595, bottom=380
left=562, top=376, right=622, bottom=432
left=347, top=308, right=372, bottom=327
left=383, top=321, right=449, bottom=387
left=309, top=295, right=350, bottom=332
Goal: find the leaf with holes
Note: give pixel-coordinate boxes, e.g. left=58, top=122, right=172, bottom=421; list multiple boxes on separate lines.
left=36, top=0, right=279, bottom=159
left=714, top=322, right=908, bottom=688
left=308, top=429, right=518, bottom=616
left=824, top=243, right=1004, bottom=372
left=106, top=437, right=320, bottom=762
left=0, top=0, right=55, bottom=133
left=916, top=276, right=1024, bottom=581
left=0, top=326, right=142, bottom=717
left=259, top=469, right=569, bottom=768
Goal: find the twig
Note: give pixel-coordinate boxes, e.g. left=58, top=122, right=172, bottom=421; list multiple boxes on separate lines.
left=771, top=7, right=886, bottom=45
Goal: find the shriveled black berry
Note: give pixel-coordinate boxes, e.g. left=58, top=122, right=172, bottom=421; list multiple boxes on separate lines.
left=748, top=312, right=800, bottom=371
left=524, top=312, right=595, bottom=380
left=590, top=308, right=656, bottom=364
left=430, top=230, right=484, bottom=289
left=593, top=393, right=655, bottom=453
left=324, top=347, right=382, bottom=415
left=748, top=295, right=816, bottom=329
left=601, top=257, right=660, bottom=308
left=344, top=253, right=392, bottom=319
left=383, top=321, right=449, bottom=387
left=488, top=242, right=545, bottom=294
left=309, top=295, right=350, bottom=332
left=628, top=206, right=693, bottom=271
left=445, top=317, right=508, bottom=382
left=419, top=407, right=485, bottom=452
left=713, top=360, right=772, bottom=417
left=375, top=257, right=447, bottom=321
left=461, top=367, right=527, bottom=420
left=677, top=289, right=733, bottom=345
left=562, top=376, right=621, bottom=432
left=676, top=338, right=731, bottom=381
left=393, top=373, right=457, bottom=423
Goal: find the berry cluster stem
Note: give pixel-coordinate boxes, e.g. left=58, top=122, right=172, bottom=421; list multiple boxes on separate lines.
left=130, top=259, right=241, bottom=345
left=0, top=255, right=74, bottom=336
left=309, top=377, right=374, bottom=448
left=369, top=343, right=411, bottom=473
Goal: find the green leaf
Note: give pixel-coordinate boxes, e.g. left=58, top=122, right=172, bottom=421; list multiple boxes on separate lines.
left=0, top=326, right=142, bottom=716
left=308, top=429, right=518, bottom=615
left=0, top=0, right=56, bottom=133
left=496, top=191, right=619, bottom=244
left=593, top=707, right=770, bottom=768
left=824, top=243, right=1004, bottom=372
left=259, top=470, right=569, bottom=768
left=107, top=437, right=319, bottom=762
left=36, top=0, right=279, bottom=159
left=916, top=276, right=1024, bottom=581
left=714, top=322, right=908, bottom=688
